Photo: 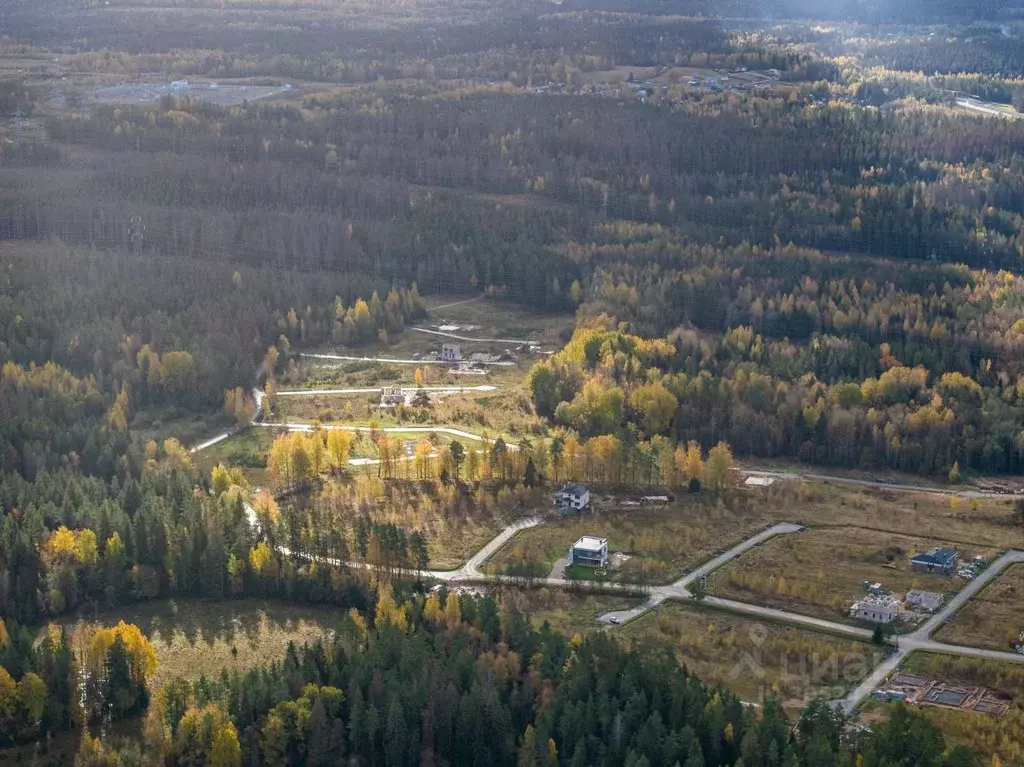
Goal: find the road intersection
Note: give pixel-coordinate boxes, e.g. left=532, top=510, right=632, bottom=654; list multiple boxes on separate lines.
left=201, top=395, right=1024, bottom=719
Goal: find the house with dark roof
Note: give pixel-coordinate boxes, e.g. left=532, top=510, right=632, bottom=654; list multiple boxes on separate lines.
left=553, top=483, right=590, bottom=511
left=910, top=547, right=958, bottom=575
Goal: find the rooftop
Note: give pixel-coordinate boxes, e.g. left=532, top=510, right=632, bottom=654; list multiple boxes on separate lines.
left=562, top=483, right=589, bottom=495
left=854, top=594, right=900, bottom=608
left=912, top=547, right=958, bottom=564
left=573, top=536, right=607, bottom=551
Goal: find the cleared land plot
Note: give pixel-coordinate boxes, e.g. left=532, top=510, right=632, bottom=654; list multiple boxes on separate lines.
left=934, top=564, right=1024, bottom=652
left=753, top=481, right=1024, bottom=551
left=58, top=598, right=341, bottom=692
left=94, top=82, right=291, bottom=105
left=489, top=501, right=768, bottom=584
left=271, top=382, right=543, bottom=443
left=506, top=589, right=643, bottom=635
left=708, top=526, right=979, bottom=624
left=193, top=427, right=276, bottom=484
left=619, top=603, right=882, bottom=710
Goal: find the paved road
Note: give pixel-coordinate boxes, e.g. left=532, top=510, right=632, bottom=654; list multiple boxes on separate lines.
left=957, top=98, right=1023, bottom=119
left=694, top=597, right=875, bottom=641
left=278, top=385, right=498, bottom=396
left=837, top=548, right=1024, bottom=714
left=425, top=294, right=485, bottom=311
left=408, top=326, right=536, bottom=346
left=596, top=523, right=804, bottom=625
left=189, top=387, right=264, bottom=454
left=302, top=352, right=514, bottom=367
left=461, top=517, right=541, bottom=578
left=254, top=421, right=517, bottom=446
left=740, top=468, right=1024, bottom=500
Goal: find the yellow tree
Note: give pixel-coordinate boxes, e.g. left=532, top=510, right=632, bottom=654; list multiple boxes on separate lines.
left=161, top=438, right=193, bottom=472
left=249, top=542, right=278, bottom=577
left=326, top=430, right=354, bottom=470
left=443, top=592, right=462, bottom=627
left=267, top=434, right=294, bottom=487
left=563, top=434, right=582, bottom=480
left=676, top=441, right=704, bottom=486
left=705, top=441, right=736, bottom=491
left=423, top=592, right=444, bottom=623
left=264, top=377, right=278, bottom=415
left=414, top=439, right=433, bottom=479
left=85, top=621, right=157, bottom=693
left=374, top=584, right=408, bottom=630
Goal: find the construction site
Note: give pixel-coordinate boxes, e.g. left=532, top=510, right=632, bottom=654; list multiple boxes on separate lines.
left=876, top=673, right=1010, bottom=717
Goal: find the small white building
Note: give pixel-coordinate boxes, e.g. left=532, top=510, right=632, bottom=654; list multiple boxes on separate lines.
left=170, top=79, right=190, bottom=91
left=850, top=595, right=900, bottom=624
left=553, top=483, right=590, bottom=510
left=570, top=536, right=608, bottom=568
left=905, top=590, right=944, bottom=613
left=440, top=344, right=461, bottom=362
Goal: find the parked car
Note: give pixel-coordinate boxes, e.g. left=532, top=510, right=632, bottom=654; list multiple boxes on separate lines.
left=609, top=616, right=621, bottom=625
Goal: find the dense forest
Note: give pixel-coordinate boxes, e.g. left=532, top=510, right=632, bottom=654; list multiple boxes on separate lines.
left=64, top=592, right=976, bottom=767
left=2, top=0, right=1024, bottom=761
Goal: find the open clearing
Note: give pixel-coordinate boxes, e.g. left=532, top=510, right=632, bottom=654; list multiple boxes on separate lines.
left=933, top=565, right=1024, bottom=651
left=488, top=498, right=768, bottom=584
left=94, top=81, right=292, bottom=105
left=708, top=526, right=983, bottom=624
left=619, top=603, right=881, bottom=710
left=58, top=598, right=341, bottom=692
left=505, top=589, right=643, bottom=635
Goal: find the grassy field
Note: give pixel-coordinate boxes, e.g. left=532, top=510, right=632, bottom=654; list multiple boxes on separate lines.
left=933, top=565, right=1024, bottom=652
left=503, top=588, right=642, bottom=635
left=131, top=404, right=234, bottom=451
left=761, top=482, right=1024, bottom=551
left=618, top=603, right=881, bottom=711
left=504, top=589, right=879, bottom=711
left=59, top=598, right=343, bottom=692
left=488, top=497, right=768, bottom=583
left=271, top=384, right=542, bottom=445
left=708, top=526, right=978, bottom=624
left=192, top=427, right=278, bottom=485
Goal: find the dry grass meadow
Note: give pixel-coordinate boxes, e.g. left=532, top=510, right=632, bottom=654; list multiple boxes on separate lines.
left=933, top=564, right=1024, bottom=652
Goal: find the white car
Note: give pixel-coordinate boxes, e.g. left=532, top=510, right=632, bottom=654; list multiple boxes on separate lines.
left=609, top=616, right=621, bottom=625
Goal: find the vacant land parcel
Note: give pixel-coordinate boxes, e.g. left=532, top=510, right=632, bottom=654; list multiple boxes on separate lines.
left=620, top=603, right=881, bottom=710
left=708, top=526, right=979, bottom=622
left=933, top=564, right=1024, bottom=652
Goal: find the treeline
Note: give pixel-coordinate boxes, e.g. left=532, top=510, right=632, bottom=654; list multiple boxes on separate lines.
left=0, top=243, right=427, bottom=411
left=33, top=83, right=1024, bottom=273
left=82, top=588, right=978, bottom=766
left=0, top=618, right=157, bottom=747
left=0, top=453, right=379, bottom=626
left=531, top=256, right=1024, bottom=474
left=865, top=34, right=1024, bottom=78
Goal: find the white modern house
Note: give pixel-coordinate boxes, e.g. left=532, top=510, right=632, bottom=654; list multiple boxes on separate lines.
left=850, top=595, right=900, bottom=623
left=553, top=483, right=590, bottom=510
left=569, top=536, right=608, bottom=568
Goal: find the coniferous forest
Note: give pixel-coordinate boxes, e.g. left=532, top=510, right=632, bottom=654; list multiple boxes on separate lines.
left=4, top=0, right=1024, bottom=762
